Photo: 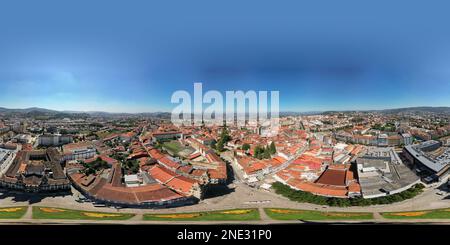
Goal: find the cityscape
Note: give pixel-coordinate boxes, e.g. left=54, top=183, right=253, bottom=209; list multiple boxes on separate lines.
left=0, top=105, right=448, bottom=224
left=1, top=0, right=450, bottom=242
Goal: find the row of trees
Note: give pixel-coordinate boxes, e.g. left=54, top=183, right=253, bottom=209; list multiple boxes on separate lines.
left=272, top=182, right=425, bottom=207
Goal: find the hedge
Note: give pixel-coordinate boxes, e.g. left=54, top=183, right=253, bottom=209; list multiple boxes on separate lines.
left=272, top=182, right=425, bottom=207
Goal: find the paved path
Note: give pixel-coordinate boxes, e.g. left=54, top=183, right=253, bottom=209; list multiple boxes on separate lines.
left=130, top=213, right=143, bottom=221
left=258, top=207, right=271, bottom=222
left=373, top=212, right=383, bottom=220
left=1, top=205, right=449, bottom=224
left=22, top=205, right=33, bottom=219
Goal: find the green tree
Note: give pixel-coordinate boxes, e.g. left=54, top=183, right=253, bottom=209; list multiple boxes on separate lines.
left=253, top=145, right=262, bottom=159
left=216, top=125, right=231, bottom=152
left=262, top=147, right=271, bottom=159
left=217, top=140, right=225, bottom=152
left=123, top=159, right=139, bottom=174
left=242, top=143, right=250, bottom=151
left=269, top=142, right=276, bottom=154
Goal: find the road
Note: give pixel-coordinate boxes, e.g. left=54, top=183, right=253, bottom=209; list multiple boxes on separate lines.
left=0, top=180, right=448, bottom=223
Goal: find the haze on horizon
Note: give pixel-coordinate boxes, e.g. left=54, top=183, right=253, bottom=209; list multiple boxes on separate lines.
left=1, top=0, right=450, bottom=113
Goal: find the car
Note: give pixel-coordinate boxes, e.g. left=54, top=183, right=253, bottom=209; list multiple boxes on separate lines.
left=436, top=191, right=446, bottom=196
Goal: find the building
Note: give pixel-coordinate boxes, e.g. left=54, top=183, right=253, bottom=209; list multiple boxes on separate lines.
left=62, top=141, right=96, bottom=161
left=124, top=174, right=142, bottom=187
left=0, top=121, right=7, bottom=133
left=12, top=134, right=32, bottom=144
left=275, top=163, right=361, bottom=198
left=0, top=146, right=17, bottom=175
left=0, top=148, right=71, bottom=192
left=403, top=140, right=450, bottom=182
left=356, top=147, right=420, bottom=198
left=402, top=133, right=413, bottom=145
left=67, top=157, right=198, bottom=208
left=12, top=122, right=27, bottom=133
left=335, top=131, right=407, bottom=147
left=440, top=136, right=450, bottom=146
left=151, top=131, right=183, bottom=142
left=377, top=134, right=388, bottom=146
left=38, top=134, right=73, bottom=146
left=387, top=135, right=402, bottom=146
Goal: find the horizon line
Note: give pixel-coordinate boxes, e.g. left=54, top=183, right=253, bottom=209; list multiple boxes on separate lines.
left=1, top=105, right=450, bottom=115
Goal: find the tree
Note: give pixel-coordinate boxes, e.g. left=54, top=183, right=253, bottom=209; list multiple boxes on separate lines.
left=217, top=140, right=225, bottom=152
left=81, top=158, right=109, bottom=176
left=269, top=142, right=276, bottom=154
left=253, top=145, right=272, bottom=160
left=216, top=125, right=231, bottom=152
left=262, top=147, right=271, bottom=159
left=220, top=126, right=231, bottom=143
left=123, top=159, right=139, bottom=174
left=254, top=145, right=263, bottom=159
left=242, top=143, right=251, bottom=151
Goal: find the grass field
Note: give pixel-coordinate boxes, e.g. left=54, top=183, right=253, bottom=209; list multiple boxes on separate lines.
left=381, top=208, right=450, bottom=219
left=163, top=141, right=183, bottom=154
left=0, top=206, right=28, bottom=219
left=264, top=208, right=373, bottom=221
left=32, top=207, right=135, bottom=220
left=143, top=209, right=260, bottom=221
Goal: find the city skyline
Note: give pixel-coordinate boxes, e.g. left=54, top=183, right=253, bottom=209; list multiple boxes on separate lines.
left=0, top=0, right=449, bottom=231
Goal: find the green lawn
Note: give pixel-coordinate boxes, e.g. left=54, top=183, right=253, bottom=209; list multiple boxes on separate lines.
left=143, top=209, right=260, bottom=221
left=381, top=209, right=450, bottom=219
left=264, top=208, right=373, bottom=221
left=0, top=206, right=28, bottom=219
left=163, top=141, right=183, bottom=154
left=32, top=207, right=135, bottom=220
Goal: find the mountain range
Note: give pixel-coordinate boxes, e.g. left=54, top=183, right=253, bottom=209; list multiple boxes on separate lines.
left=0, top=106, right=449, bottom=117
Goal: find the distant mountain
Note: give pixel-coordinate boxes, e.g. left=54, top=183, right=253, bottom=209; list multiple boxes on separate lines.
left=320, top=106, right=450, bottom=115
left=0, top=107, right=59, bottom=114
left=1, top=106, right=449, bottom=118
left=380, top=106, right=450, bottom=114
left=0, top=106, right=171, bottom=118
left=280, top=111, right=323, bottom=116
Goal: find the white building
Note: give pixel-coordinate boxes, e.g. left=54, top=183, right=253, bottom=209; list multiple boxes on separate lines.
left=62, top=142, right=96, bottom=161
left=124, top=174, right=142, bottom=187
left=38, top=134, right=73, bottom=146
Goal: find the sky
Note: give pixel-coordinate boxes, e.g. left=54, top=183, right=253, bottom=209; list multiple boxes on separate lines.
left=1, top=0, right=450, bottom=113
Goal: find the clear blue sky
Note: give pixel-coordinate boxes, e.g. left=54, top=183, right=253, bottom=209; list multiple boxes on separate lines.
left=1, top=0, right=450, bottom=113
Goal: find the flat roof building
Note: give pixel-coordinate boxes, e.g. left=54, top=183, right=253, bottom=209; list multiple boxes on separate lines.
left=357, top=147, right=420, bottom=198
left=403, top=140, right=450, bottom=182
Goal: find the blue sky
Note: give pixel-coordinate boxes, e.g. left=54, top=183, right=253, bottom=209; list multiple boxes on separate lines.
left=1, top=0, right=450, bottom=113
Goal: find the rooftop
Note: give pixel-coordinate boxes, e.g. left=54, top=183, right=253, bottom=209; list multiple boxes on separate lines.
left=405, top=141, right=450, bottom=173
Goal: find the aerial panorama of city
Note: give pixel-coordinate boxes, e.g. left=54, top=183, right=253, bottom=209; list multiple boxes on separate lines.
left=1, top=0, right=450, bottom=242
